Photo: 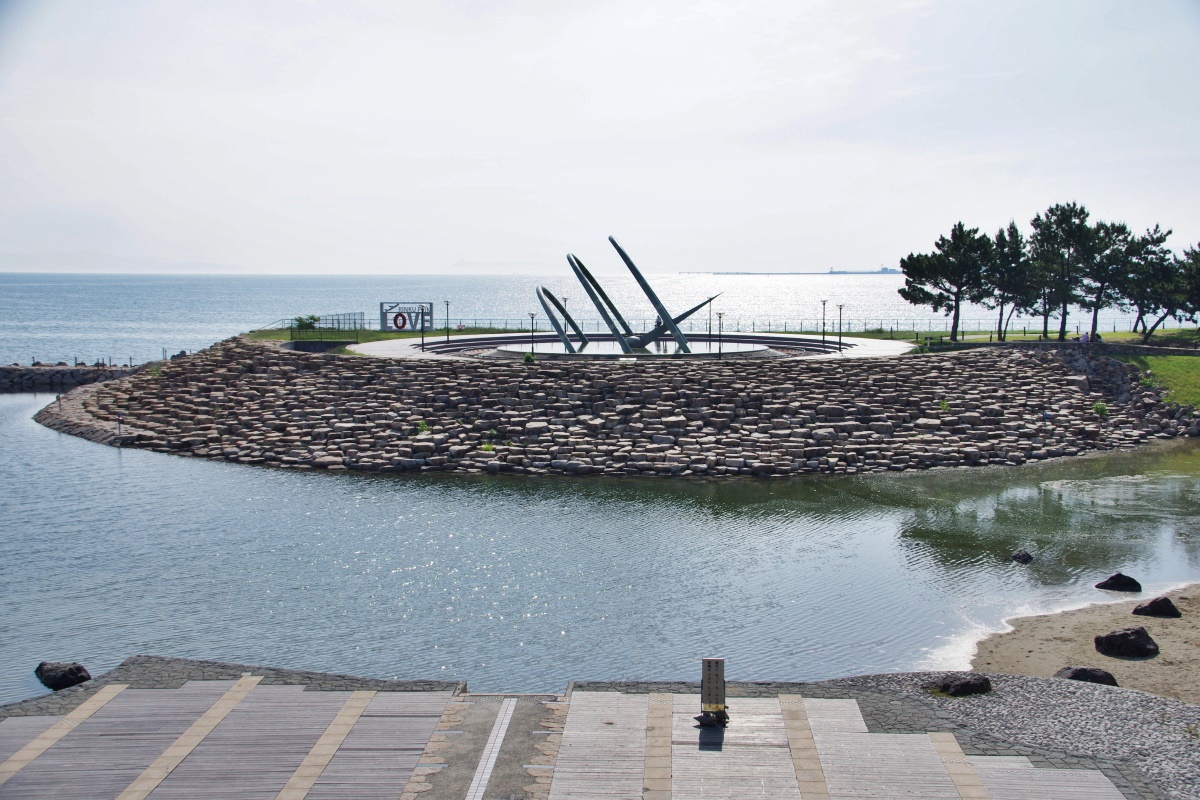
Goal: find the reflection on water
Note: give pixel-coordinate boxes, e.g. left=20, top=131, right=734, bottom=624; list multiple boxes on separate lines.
left=1, top=393, right=1198, bottom=703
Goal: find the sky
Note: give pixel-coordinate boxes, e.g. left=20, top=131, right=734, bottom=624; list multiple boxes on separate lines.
left=0, top=0, right=1197, bottom=275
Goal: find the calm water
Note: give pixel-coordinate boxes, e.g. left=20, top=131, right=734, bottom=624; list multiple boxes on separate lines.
left=0, top=272, right=1143, bottom=366
left=2, top=391, right=1198, bottom=704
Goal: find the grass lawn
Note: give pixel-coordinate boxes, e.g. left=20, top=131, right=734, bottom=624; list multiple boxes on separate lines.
left=1113, top=354, right=1200, bottom=407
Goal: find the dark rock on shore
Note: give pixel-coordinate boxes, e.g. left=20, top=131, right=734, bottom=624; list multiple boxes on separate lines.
left=35, top=661, right=91, bottom=691
left=938, top=673, right=992, bottom=696
left=1053, top=666, right=1119, bottom=686
left=1133, top=596, right=1182, bottom=618
left=1095, top=573, right=1142, bottom=592
left=1094, top=626, right=1159, bottom=658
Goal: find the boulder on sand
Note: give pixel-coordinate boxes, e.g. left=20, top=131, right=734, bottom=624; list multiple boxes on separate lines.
left=1132, top=596, right=1182, bottom=618
left=1094, top=626, right=1159, bottom=658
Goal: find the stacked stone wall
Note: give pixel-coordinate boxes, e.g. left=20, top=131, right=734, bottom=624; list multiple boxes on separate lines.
left=35, top=338, right=1197, bottom=478
left=0, top=364, right=140, bottom=394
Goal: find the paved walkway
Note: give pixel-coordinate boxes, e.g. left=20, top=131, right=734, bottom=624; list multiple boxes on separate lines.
left=349, top=334, right=913, bottom=361
left=0, top=658, right=1169, bottom=800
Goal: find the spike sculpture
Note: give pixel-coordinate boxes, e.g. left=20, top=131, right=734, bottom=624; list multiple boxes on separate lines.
left=539, top=238, right=719, bottom=354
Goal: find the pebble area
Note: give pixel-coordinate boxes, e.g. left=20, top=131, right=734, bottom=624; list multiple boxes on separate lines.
left=31, top=338, right=1200, bottom=477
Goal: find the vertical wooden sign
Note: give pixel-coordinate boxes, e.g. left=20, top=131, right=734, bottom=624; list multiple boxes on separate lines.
left=701, top=657, right=726, bottom=713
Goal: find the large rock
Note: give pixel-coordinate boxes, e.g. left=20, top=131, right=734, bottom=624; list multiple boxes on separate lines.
left=1095, top=572, right=1141, bottom=592
left=1053, top=666, right=1119, bottom=686
left=1133, top=596, right=1182, bottom=618
left=1094, top=626, right=1159, bottom=658
left=34, top=661, right=91, bottom=691
left=939, top=673, right=992, bottom=697
left=1010, top=549, right=1034, bottom=564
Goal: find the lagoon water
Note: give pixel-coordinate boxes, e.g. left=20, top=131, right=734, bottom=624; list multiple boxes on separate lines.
left=1, top=273, right=1196, bottom=704
left=3, top=392, right=1200, bottom=704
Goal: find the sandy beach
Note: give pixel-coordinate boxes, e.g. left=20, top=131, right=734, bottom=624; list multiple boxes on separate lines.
left=972, top=584, right=1200, bottom=704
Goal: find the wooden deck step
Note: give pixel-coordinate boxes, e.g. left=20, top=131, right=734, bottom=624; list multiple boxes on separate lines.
left=671, top=695, right=801, bottom=800
left=549, top=692, right=648, bottom=800
left=0, top=681, right=232, bottom=800
left=802, top=699, right=867, bottom=734
left=815, top=732, right=961, bottom=800
left=0, top=717, right=60, bottom=764
left=146, top=684, right=350, bottom=799
left=972, top=761, right=1128, bottom=800
left=304, top=691, right=452, bottom=800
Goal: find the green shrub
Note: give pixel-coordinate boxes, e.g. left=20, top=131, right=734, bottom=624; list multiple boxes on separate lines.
left=523, top=352, right=536, bottom=363
left=293, top=314, right=321, bottom=330
left=1092, top=402, right=1109, bottom=417
left=416, top=420, right=431, bottom=433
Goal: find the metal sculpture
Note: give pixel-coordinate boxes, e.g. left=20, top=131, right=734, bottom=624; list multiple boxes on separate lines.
left=539, top=237, right=719, bottom=353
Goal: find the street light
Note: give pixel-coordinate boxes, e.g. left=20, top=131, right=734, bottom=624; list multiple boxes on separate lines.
left=717, top=312, right=724, bottom=359
left=821, top=299, right=827, bottom=348
left=528, top=312, right=537, bottom=354
left=444, top=300, right=450, bottom=343
left=420, top=305, right=426, bottom=352
left=838, top=304, right=844, bottom=351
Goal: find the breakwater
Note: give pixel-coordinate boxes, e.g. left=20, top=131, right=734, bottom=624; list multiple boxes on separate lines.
left=34, top=338, right=1197, bottom=477
left=1, top=364, right=140, bottom=394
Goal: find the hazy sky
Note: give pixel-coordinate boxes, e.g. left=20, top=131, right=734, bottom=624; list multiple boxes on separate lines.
left=1, top=0, right=1197, bottom=275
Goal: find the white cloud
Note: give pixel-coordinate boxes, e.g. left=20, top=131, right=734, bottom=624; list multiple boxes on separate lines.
left=0, top=0, right=1197, bottom=274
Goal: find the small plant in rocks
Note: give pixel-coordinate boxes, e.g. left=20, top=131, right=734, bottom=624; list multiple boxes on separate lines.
left=1092, top=401, right=1109, bottom=417
left=939, top=399, right=951, bottom=412
left=416, top=420, right=431, bottom=433
left=480, top=442, right=494, bottom=452
left=523, top=352, right=536, bottom=364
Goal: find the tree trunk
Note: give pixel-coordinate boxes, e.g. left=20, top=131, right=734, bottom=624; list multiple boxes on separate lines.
left=1041, top=290, right=1050, bottom=338
left=1057, top=301, right=1069, bottom=341
left=1143, top=312, right=1171, bottom=344
left=1003, top=305, right=1019, bottom=341
left=1090, top=289, right=1102, bottom=338
left=950, top=293, right=961, bottom=342
left=996, top=303, right=1005, bottom=342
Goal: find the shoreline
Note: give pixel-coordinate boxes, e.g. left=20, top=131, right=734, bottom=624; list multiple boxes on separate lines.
left=971, top=582, right=1200, bottom=704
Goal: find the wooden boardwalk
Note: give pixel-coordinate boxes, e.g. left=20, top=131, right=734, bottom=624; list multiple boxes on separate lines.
left=0, top=682, right=1134, bottom=799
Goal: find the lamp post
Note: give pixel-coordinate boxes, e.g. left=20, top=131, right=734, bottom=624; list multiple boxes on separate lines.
left=821, top=299, right=827, bottom=348
left=838, top=304, right=844, bottom=351
left=717, top=312, right=724, bottom=359
left=444, top=300, right=450, bottom=343
left=528, top=312, right=537, bottom=354
left=419, top=305, right=426, bottom=352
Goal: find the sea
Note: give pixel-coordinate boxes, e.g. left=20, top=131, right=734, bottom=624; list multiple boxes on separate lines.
left=0, top=272, right=1196, bottom=704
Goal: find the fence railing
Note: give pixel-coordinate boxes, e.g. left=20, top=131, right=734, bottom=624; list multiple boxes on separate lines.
left=261, top=313, right=1196, bottom=336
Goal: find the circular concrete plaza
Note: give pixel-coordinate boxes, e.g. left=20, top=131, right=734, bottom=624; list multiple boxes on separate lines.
left=349, top=331, right=914, bottom=361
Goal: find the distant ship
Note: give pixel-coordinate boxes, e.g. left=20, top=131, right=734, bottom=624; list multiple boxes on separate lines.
left=828, top=267, right=899, bottom=274
left=683, top=266, right=900, bottom=275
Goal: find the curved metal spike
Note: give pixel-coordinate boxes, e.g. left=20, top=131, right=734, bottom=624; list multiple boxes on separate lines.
left=568, top=254, right=633, bottom=353
left=541, top=287, right=590, bottom=347
left=627, top=294, right=720, bottom=347
left=571, top=254, right=634, bottom=336
left=608, top=236, right=690, bottom=353
left=537, top=287, right=576, bottom=353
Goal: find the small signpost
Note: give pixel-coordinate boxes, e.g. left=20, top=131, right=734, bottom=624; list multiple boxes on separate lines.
left=695, top=657, right=729, bottom=727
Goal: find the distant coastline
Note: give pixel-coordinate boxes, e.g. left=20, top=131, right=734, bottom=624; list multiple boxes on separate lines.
left=681, top=267, right=899, bottom=275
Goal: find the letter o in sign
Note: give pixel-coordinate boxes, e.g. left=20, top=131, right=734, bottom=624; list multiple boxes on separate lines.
left=393, top=312, right=408, bottom=330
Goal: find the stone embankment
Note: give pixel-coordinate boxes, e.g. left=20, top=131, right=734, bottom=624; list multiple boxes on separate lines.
left=1, top=364, right=140, bottom=394
left=35, top=338, right=1198, bottom=478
